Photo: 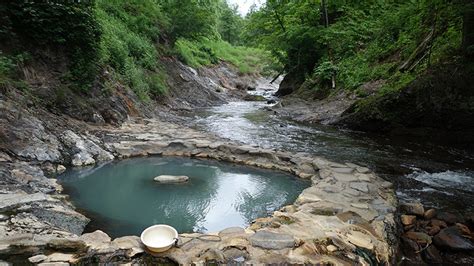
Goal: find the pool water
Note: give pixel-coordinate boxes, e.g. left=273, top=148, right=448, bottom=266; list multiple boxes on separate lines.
left=59, top=157, right=309, bottom=238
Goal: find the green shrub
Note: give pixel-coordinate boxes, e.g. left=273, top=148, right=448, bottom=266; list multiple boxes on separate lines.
left=96, top=0, right=168, bottom=100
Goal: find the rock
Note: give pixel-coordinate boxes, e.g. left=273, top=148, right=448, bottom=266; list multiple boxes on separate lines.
left=46, top=252, right=75, bottom=262
left=218, top=227, right=245, bottom=237
left=400, top=202, right=424, bottom=216
left=0, top=193, right=49, bottom=212
left=346, top=231, right=374, bottom=250
left=112, top=235, right=144, bottom=257
left=350, top=182, right=369, bottom=193
left=0, top=215, right=8, bottom=222
left=455, top=223, right=471, bottom=236
left=427, top=225, right=441, bottom=236
left=153, top=175, right=189, bottom=183
left=356, top=167, right=370, bottom=174
left=327, top=245, right=338, bottom=252
left=45, top=237, right=88, bottom=252
left=433, top=226, right=474, bottom=251
left=0, top=152, right=12, bottom=162
left=250, top=231, right=295, bottom=250
left=266, top=99, right=277, bottom=104
left=436, top=212, right=459, bottom=225
left=404, top=232, right=431, bottom=245
left=60, top=130, right=113, bottom=166
left=91, top=113, right=105, bottom=124
left=401, top=215, right=417, bottom=226
left=431, top=219, right=447, bottom=228
left=400, top=237, right=423, bottom=264
left=424, top=209, right=436, bottom=220
left=422, top=245, right=442, bottom=264
left=38, top=263, right=69, bottom=266
left=56, top=165, right=67, bottom=174
left=28, top=254, right=48, bottom=263
left=79, top=230, right=111, bottom=251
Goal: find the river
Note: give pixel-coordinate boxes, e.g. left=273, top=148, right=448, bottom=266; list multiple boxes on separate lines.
left=186, top=79, right=474, bottom=214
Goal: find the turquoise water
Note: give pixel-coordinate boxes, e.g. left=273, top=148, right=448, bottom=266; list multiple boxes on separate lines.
left=59, top=157, right=308, bottom=237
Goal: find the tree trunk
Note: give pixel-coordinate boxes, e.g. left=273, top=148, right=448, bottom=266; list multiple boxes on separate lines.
left=321, top=0, right=336, bottom=89
left=462, top=4, right=474, bottom=59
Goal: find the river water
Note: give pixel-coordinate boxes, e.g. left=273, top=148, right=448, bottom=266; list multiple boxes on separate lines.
left=188, top=79, right=474, bottom=214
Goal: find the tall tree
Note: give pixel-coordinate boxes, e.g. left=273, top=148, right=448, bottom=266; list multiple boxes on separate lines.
left=462, top=2, right=474, bottom=59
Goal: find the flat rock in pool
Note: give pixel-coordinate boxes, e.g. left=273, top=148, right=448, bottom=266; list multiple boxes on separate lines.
left=154, top=175, right=189, bottom=183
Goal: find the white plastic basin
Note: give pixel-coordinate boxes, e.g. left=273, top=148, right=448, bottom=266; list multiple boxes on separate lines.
left=140, top=224, right=178, bottom=252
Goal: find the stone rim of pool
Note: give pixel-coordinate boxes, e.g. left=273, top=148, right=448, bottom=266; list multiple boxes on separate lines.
left=1, top=119, right=398, bottom=264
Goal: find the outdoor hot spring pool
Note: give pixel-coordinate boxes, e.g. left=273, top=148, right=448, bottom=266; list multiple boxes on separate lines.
left=59, top=157, right=309, bottom=238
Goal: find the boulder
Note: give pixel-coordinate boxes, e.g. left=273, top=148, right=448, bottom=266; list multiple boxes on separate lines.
left=250, top=231, right=295, bottom=250
left=433, top=226, right=474, bottom=251
left=154, top=175, right=189, bottom=183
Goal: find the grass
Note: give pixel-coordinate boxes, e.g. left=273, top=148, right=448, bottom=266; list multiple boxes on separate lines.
left=175, top=37, right=273, bottom=75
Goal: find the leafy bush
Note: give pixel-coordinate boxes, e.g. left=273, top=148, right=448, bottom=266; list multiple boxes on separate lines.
left=96, top=0, right=168, bottom=100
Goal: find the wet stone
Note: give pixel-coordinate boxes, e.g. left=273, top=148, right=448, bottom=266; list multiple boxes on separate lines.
left=400, top=202, right=424, bottom=216
left=250, top=231, right=295, bottom=250
left=433, top=226, right=474, bottom=251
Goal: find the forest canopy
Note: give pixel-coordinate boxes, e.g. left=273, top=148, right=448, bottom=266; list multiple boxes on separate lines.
left=1, top=0, right=472, bottom=99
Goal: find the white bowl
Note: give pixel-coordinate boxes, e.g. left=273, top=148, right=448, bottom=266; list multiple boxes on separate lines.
left=140, top=224, right=178, bottom=252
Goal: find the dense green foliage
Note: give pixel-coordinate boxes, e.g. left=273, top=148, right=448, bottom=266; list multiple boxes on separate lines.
left=0, top=0, right=270, bottom=100
left=0, top=1, right=101, bottom=90
left=97, top=0, right=169, bottom=100
left=243, top=0, right=469, bottom=95
left=162, top=0, right=269, bottom=74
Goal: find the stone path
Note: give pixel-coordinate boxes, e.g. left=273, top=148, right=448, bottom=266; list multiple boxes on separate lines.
left=0, top=118, right=398, bottom=264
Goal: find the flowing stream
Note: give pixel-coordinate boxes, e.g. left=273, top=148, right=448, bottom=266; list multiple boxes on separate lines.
left=188, top=79, right=474, bottom=214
